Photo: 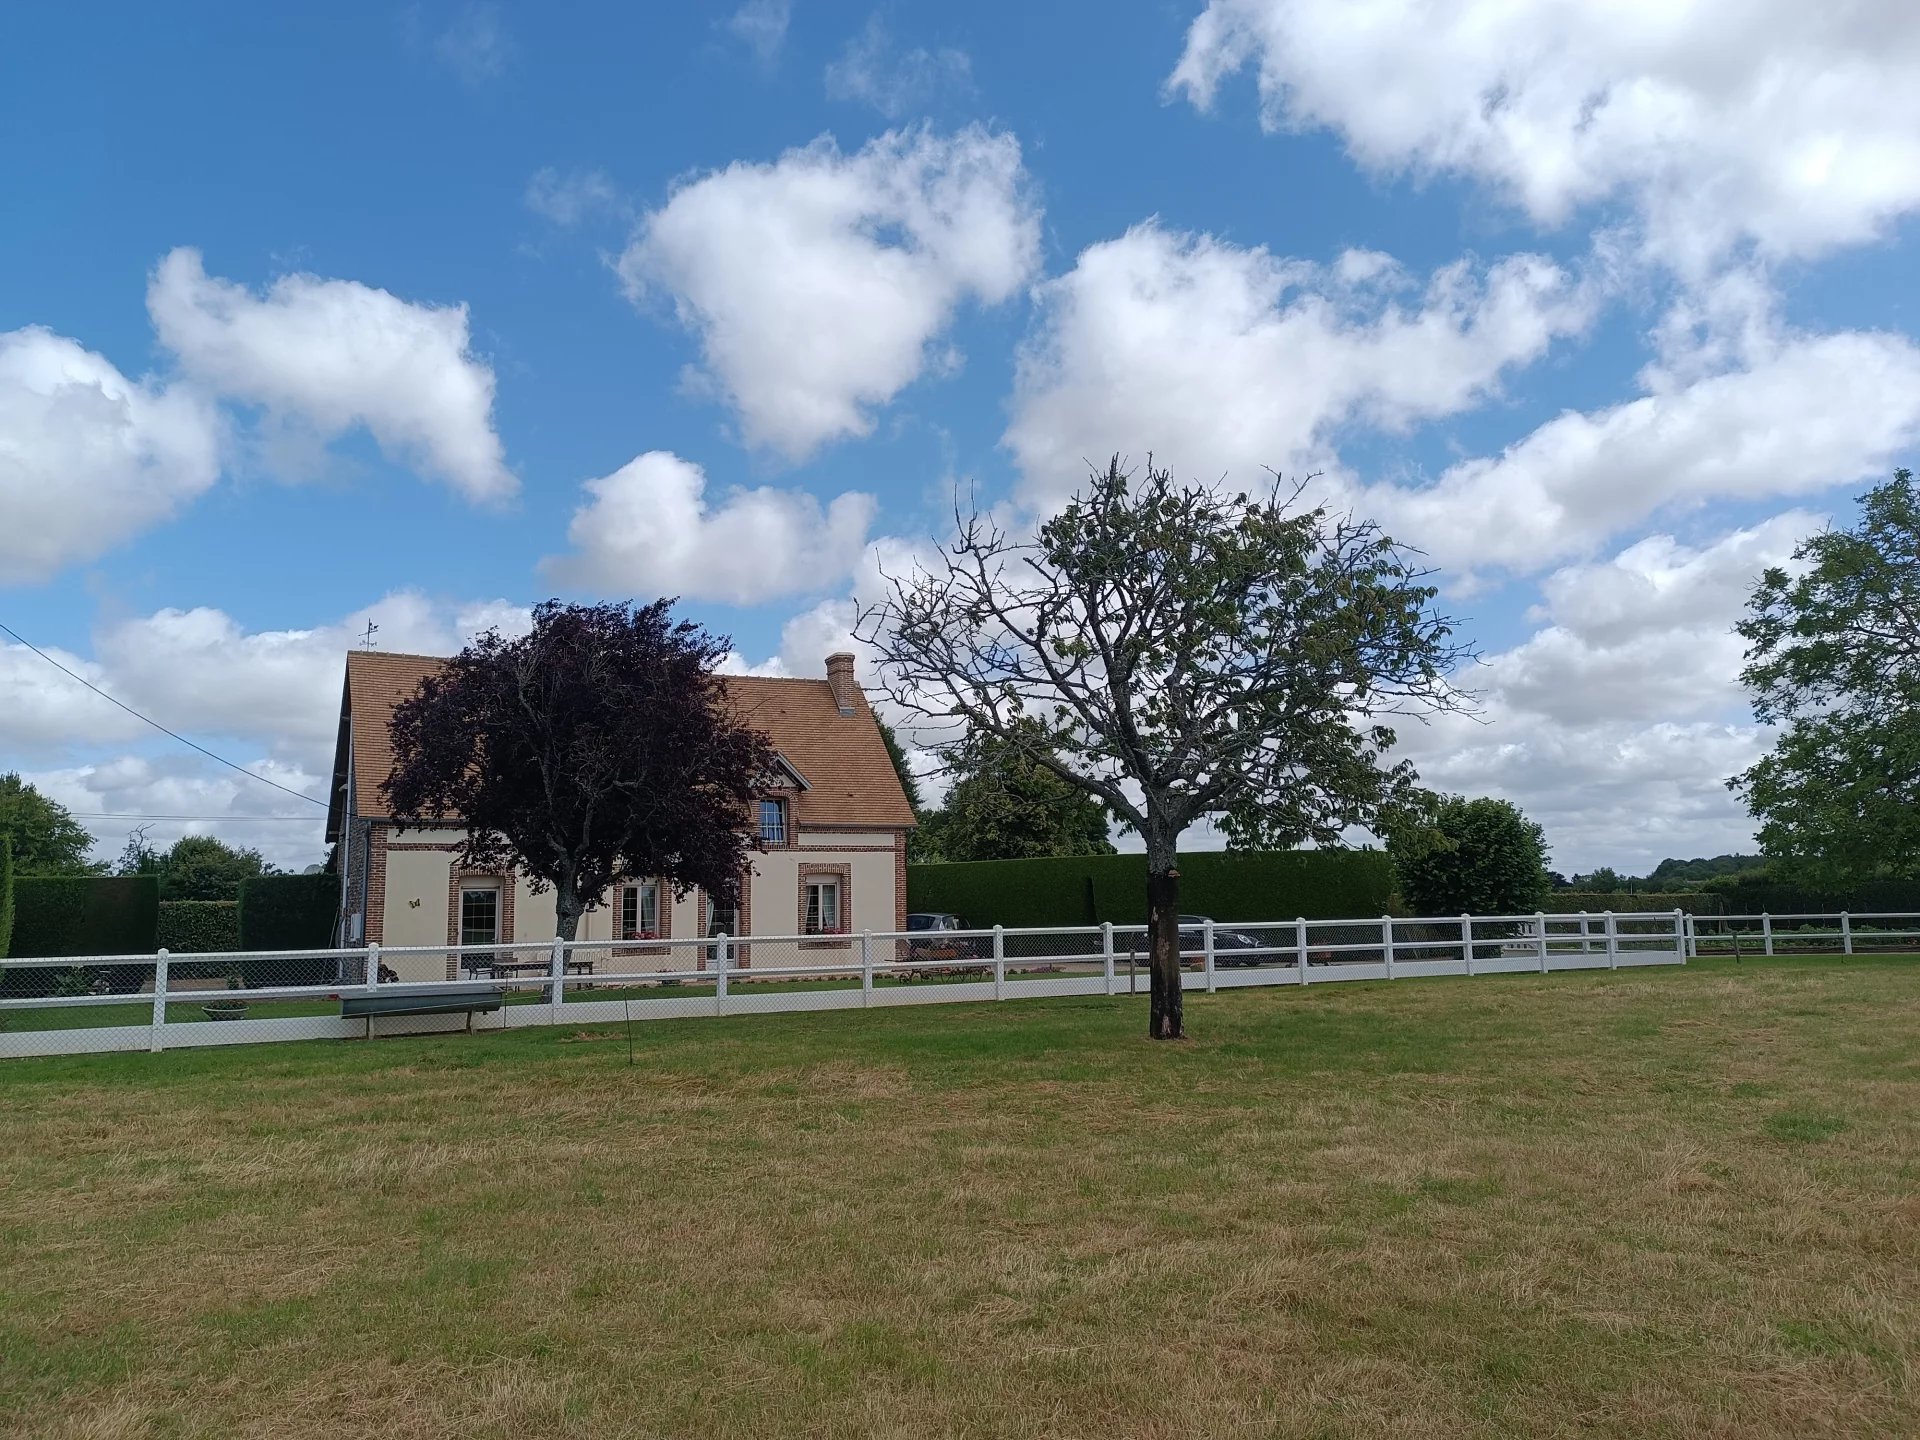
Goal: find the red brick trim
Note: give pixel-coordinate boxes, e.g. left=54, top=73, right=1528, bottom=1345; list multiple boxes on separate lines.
left=365, top=825, right=390, bottom=944
left=797, top=863, right=854, bottom=951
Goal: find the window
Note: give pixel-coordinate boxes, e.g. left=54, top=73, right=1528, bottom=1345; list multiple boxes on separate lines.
left=758, top=798, right=787, bottom=845
left=619, top=881, right=660, bottom=940
left=803, top=878, right=841, bottom=935
left=460, top=884, right=500, bottom=964
left=706, top=899, right=738, bottom=937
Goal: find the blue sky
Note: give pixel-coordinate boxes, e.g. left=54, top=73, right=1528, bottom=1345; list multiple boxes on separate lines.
left=3, top=0, right=1918, bottom=875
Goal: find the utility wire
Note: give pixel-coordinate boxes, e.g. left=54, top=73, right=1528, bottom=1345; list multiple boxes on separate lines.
left=0, top=620, right=327, bottom=809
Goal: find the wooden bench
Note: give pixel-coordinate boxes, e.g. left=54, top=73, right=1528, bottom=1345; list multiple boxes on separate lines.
left=340, top=984, right=506, bottom=1036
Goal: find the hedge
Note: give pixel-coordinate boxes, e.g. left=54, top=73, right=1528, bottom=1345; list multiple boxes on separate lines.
left=1550, top=891, right=1726, bottom=915
left=237, top=873, right=339, bottom=952
left=1702, top=879, right=1920, bottom=915
left=157, top=900, right=241, bottom=955
left=907, top=850, right=1396, bottom=928
left=0, top=835, right=13, bottom=960
left=8, top=875, right=159, bottom=957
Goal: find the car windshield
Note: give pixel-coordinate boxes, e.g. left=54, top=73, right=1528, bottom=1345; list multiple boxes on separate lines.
left=906, top=915, right=949, bottom=931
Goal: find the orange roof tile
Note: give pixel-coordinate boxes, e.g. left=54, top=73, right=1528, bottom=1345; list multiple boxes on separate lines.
left=331, top=650, right=915, bottom=833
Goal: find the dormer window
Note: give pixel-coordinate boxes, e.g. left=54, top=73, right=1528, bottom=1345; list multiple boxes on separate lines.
left=758, top=798, right=788, bottom=845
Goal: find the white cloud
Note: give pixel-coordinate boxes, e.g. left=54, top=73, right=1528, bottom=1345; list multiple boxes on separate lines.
left=825, top=16, right=973, bottom=118
left=1006, top=222, right=1595, bottom=508
left=542, top=450, right=877, bottom=605
left=431, top=2, right=511, bottom=85
left=618, top=126, right=1040, bottom=460
left=524, top=167, right=623, bottom=227
left=1393, top=514, right=1819, bottom=872
left=26, top=757, right=331, bottom=872
left=726, top=0, right=790, bottom=65
left=0, top=327, right=222, bottom=585
left=147, top=247, right=515, bottom=503
left=1369, top=324, right=1920, bottom=579
left=1168, top=0, right=1920, bottom=273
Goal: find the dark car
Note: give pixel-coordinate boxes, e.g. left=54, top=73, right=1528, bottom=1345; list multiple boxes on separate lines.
left=904, top=912, right=984, bottom=964
left=1181, top=916, right=1276, bottom=967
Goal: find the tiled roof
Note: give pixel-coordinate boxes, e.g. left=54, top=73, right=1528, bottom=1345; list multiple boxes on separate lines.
left=334, top=650, right=915, bottom=831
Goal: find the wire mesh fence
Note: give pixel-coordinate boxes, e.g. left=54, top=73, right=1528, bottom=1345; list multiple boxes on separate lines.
left=0, top=907, right=1723, bottom=1060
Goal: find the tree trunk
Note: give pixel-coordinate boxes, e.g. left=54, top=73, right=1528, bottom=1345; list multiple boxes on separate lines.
left=1145, top=825, right=1184, bottom=1040
left=554, top=874, right=583, bottom=943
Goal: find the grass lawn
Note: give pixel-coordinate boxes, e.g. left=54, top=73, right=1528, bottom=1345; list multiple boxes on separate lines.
left=2, top=955, right=1915, bottom=1439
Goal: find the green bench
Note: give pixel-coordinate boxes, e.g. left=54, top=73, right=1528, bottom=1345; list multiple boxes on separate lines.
left=340, top=984, right=506, bottom=1036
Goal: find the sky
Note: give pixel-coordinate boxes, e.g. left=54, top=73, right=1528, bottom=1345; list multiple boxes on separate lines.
left=2, top=0, right=1918, bottom=877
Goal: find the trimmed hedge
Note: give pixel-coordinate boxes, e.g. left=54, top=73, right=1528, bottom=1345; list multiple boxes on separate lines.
left=1703, top=879, right=1920, bottom=916
left=1551, top=891, right=1726, bottom=915
left=907, top=850, right=1396, bottom=928
left=8, top=875, right=159, bottom=957
left=0, top=835, right=13, bottom=960
left=157, top=900, right=241, bottom=955
left=237, top=873, right=339, bottom=952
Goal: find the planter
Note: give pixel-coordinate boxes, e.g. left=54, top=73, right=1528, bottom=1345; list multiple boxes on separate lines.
left=200, top=1000, right=250, bottom=1021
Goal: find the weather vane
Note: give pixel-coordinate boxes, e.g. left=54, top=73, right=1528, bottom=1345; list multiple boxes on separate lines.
left=360, top=621, right=379, bottom=650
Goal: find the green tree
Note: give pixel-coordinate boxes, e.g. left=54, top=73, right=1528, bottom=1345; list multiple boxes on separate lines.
left=0, top=773, right=100, bottom=875
left=154, top=835, right=276, bottom=901
left=1732, top=469, right=1920, bottom=882
left=1386, top=795, right=1549, bottom=917
left=861, top=457, right=1467, bottom=1039
left=1574, top=866, right=1628, bottom=892
left=925, top=726, right=1115, bottom=863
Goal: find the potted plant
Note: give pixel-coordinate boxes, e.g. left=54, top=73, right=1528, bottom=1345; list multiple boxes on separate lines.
left=201, top=961, right=249, bottom=1021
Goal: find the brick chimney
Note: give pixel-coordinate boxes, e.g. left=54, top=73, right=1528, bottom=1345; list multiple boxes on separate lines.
left=826, top=652, right=858, bottom=715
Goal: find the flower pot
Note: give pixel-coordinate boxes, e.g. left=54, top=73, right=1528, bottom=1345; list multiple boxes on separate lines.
left=201, top=1000, right=249, bottom=1021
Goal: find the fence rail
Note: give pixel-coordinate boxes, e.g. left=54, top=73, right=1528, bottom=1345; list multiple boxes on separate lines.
left=0, top=908, right=1722, bottom=1060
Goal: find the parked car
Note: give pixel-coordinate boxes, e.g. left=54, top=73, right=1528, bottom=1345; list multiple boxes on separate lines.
left=904, top=912, right=984, bottom=964
left=1126, top=916, right=1276, bottom=967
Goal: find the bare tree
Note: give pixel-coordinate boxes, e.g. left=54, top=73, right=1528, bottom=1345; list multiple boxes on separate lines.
left=858, top=457, right=1470, bottom=1039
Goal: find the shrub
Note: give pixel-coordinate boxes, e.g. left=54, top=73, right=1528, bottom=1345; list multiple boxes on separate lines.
left=157, top=900, right=241, bottom=955
left=1386, top=796, right=1548, bottom=919
left=907, top=850, right=1395, bottom=928
left=1700, top=876, right=1920, bottom=915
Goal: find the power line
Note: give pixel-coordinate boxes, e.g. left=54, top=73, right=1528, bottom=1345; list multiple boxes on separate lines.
left=0, top=620, right=327, bottom=810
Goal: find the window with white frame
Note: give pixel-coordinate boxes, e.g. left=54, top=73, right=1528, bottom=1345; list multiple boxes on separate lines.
left=619, top=880, right=660, bottom=940
left=803, top=877, right=841, bottom=935
left=758, top=798, right=787, bottom=845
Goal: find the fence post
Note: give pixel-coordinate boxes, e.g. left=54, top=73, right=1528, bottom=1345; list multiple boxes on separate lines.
left=366, top=942, right=382, bottom=996
left=714, top=934, right=729, bottom=1015
left=1604, top=911, right=1619, bottom=970
left=860, top=930, right=873, bottom=1007
left=1673, top=909, right=1686, bottom=962
left=149, top=948, right=170, bottom=1052
left=1462, top=914, right=1475, bottom=976
left=1296, top=917, right=1309, bottom=986
left=1579, top=911, right=1591, bottom=954
left=1535, top=912, right=1549, bottom=973
left=1841, top=911, right=1853, bottom=956
left=1102, top=922, right=1115, bottom=996
left=992, top=925, right=1005, bottom=1001
left=1381, top=916, right=1395, bottom=979
left=1762, top=912, right=1773, bottom=957
left=1203, top=919, right=1216, bottom=994
left=549, top=936, right=566, bottom=1026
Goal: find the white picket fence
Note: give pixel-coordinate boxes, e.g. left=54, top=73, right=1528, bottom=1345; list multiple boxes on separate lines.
left=0, top=909, right=1705, bottom=1061
left=1681, top=910, right=1920, bottom=957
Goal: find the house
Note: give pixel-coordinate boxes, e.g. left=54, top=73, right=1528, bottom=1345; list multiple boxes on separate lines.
left=324, top=649, right=916, bottom=982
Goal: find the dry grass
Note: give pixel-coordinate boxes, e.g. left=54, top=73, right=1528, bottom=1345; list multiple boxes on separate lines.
left=2, top=954, right=1916, bottom=1438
